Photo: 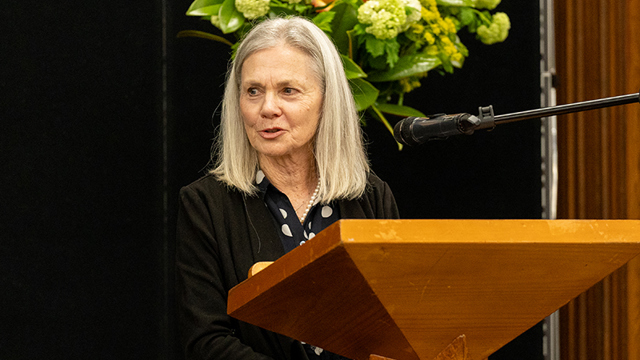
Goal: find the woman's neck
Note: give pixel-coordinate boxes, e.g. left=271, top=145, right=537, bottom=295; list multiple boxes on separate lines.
left=259, top=152, right=317, bottom=194
left=259, top=151, right=319, bottom=219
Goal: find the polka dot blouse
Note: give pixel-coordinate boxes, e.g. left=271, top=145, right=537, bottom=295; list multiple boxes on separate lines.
left=256, top=170, right=340, bottom=254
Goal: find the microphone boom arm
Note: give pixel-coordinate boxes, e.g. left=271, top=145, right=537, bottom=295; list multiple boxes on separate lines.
left=393, top=90, right=640, bottom=146
left=492, top=91, right=640, bottom=125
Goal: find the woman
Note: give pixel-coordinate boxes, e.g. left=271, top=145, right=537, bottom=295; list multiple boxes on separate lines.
left=177, top=17, right=399, bottom=360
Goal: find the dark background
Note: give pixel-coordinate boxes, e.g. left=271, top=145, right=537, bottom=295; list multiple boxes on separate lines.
left=1, top=0, right=542, bottom=358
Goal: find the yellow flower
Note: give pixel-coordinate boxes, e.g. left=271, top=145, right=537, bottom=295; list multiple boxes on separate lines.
left=429, top=23, right=442, bottom=35
left=399, top=78, right=412, bottom=92
left=425, top=45, right=439, bottom=55
left=440, top=36, right=453, bottom=46
left=421, top=7, right=438, bottom=22
left=423, top=31, right=435, bottom=44
left=411, top=23, right=424, bottom=34
left=443, top=18, right=457, bottom=33
left=439, top=36, right=457, bottom=56
left=399, top=78, right=422, bottom=93
left=419, top=0, right=437, bottom=8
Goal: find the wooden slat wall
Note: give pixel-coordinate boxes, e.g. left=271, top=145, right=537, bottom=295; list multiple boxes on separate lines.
left=555, top=0, right=640, bottom=358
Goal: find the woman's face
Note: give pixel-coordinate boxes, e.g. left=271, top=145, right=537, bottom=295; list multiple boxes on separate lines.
left=240, top=44, right=323, bottom=161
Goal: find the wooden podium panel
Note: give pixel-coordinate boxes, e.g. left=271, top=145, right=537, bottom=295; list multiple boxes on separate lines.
left=227, top=220, right=640, bottom=360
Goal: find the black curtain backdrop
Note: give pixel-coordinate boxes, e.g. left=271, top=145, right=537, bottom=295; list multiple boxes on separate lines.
left=1, top=0, right=167, bottom=358
left=1, top=0, right=541, bottom=358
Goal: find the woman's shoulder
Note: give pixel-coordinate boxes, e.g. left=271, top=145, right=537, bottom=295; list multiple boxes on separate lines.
left=179, top=173, right=240, bottom=200
left=181, top=173, right=219, bottom=192
left=366, top=172, right=391, bottom=192
left=340, top=171, right=398, bottom=219
left=357, top=172, right=392, bottom=201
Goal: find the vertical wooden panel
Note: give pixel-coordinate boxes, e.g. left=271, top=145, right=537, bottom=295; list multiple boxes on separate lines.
left=555, top=0, right=640, bottom=358
left=625, top=0, right=640, bottom=219
left=625, top=0, right=640, bottom=357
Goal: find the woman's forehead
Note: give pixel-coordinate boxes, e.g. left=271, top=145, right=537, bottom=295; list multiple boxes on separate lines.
left=240, top=45, right=321, bottom=84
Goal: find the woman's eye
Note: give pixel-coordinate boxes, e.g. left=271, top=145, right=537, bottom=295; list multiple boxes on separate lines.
left=247, top=88, right=259, bottom=95
left=283, top=87, right=296, bottom=94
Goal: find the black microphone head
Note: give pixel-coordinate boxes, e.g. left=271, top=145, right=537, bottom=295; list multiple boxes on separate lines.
left=393, top=117, right=418, bottom=146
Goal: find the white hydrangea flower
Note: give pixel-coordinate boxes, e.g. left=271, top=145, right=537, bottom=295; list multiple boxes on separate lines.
left=357, top=0, right=406, bottom=40
left=358, top=0, right=421, bottom=39
left=402, top=0, right=422, bottom=30
left=235, top=0, right=270, bottom=19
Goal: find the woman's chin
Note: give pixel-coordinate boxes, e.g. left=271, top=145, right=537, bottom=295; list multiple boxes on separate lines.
left=256, top=144, right=313, bottom=161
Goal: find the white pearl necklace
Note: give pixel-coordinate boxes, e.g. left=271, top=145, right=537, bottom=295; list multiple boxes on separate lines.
left=299, top=180, right=320, bottom=224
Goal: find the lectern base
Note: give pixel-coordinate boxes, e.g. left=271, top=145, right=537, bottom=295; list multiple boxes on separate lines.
left=370, top=334, right=469, bottom=360
left=434, top=335, right=468, bottom=360
left=369, top=354, right=397, bottom=360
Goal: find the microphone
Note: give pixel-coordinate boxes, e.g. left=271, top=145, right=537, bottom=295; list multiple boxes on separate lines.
left=393, top=113, right=483, bottom=146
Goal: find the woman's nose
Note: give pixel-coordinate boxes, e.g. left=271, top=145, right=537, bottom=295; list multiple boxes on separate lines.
left=260, top=92, right=282, bottom=119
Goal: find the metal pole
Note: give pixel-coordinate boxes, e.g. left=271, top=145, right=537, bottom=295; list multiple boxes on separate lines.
left=494, top=92, right=639, bottom=124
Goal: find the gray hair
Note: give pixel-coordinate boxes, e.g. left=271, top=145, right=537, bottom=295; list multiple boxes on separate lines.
left=211, top=17, right=369, bottom=202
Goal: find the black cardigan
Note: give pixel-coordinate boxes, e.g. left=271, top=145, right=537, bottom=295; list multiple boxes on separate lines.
left=176, top=173, right=399, bottom=360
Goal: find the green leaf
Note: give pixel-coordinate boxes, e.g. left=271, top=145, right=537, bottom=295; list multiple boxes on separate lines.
left=219, top=0, right=245, bottom=34
left=436, top=0, right=475, bottom=6
left=176, top=30, right=234, bottom=46
left=187, top=0, right=225, bottom=15
left=440, top=56, right=454, bottom=73
left=455, top=35, right=469, bottom=56
left=294, top=3, right=311, bottom=13
left=329, top=4, right=359, bottom=54
left=312, top=11, right=336, bottom=33
left=365, top=36, right=386, bottom=57
left=269, top=5, right=297, bottom=16
left=367, top=54, right=441, bottom=82
left=349, top=78, right=379, bottom=111
left=384, top=39, right=400, bottom=68
left=341, top=54, right=367, bottom=79
left=368, top=54, right=388, bottom=70
left=457, top=7, right=475, bottom=26
left=208, top=4, right=222, bottom=17
left=375, top=103, right=426, bottom=117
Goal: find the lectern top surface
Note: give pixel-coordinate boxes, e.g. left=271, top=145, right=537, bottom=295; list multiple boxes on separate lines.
left=334, top=219, right=640, bottom=244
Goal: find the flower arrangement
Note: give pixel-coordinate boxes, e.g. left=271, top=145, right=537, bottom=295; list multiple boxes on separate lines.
left=179, top=0, right=510, bottom=146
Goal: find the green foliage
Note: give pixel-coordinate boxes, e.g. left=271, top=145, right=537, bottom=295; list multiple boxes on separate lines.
left=186, top=0, right=226, bottom=15
left=341, top=54, right=368, bottom=79
left=219, top=0, right=245, bottom=33
left=367, top=53, right=441, bottom=82
left=181, top=0, right=511, bottom=145
left=312, top=11, right=336, bottom=32
left=350, top=78, right=380, bottom=111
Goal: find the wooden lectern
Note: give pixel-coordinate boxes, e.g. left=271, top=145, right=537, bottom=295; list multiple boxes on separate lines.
left=227, top=220, right=640, bottom=360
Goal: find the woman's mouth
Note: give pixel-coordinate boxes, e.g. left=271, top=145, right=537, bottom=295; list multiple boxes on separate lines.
left=260, top=128, right=284, bottom=139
